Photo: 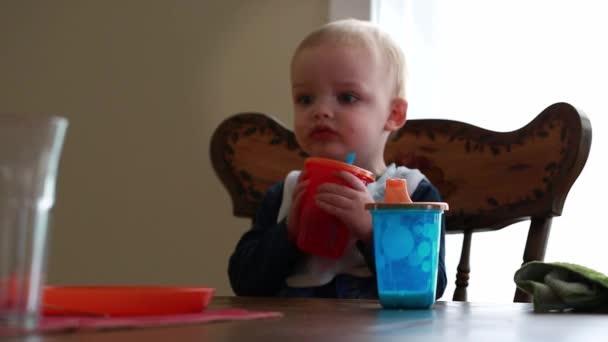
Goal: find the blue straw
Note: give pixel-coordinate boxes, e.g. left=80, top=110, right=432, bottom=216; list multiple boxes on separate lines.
left=345, top=152, right=356, bottom=165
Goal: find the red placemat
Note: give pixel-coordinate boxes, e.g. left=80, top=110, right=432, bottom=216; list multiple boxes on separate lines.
left=0, top=308, right=283, bottom=337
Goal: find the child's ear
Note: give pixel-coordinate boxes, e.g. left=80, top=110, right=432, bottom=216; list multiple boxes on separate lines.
left=385, top=97, right=408, bottom=131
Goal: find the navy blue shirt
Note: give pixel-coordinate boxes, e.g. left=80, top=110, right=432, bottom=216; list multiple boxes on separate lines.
left=228, top=179, right=447, bottom=299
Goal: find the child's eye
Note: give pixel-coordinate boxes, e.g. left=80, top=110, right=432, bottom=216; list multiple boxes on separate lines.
left=337, top=93, right=358, bottom=104
left=295, top=95, right=314, bottom=105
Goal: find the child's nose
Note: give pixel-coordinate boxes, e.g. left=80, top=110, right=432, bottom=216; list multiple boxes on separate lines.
left=312, top=101, right=333, bottom=120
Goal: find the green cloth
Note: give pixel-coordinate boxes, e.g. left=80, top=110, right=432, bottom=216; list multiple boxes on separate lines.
left=514, top=261, right=608, bottom=313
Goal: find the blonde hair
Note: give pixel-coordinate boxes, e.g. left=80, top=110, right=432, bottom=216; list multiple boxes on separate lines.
left=292, top=19, right=407, bottom=98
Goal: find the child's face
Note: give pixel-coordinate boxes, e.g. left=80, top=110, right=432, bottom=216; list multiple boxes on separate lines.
left=291, top=42, right=402, bottom=169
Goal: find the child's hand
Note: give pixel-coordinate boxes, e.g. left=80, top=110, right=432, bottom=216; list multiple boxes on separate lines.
left=314, top=171, right=374, bottom=243
left=286, top=172, right=309, bottom=243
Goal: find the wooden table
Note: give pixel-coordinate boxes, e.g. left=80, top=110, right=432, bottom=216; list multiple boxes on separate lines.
left=26, top=296, right=608, bottom=341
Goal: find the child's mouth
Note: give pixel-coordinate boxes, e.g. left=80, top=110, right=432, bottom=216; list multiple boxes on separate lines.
left=309, top=127, right=338, bottom=139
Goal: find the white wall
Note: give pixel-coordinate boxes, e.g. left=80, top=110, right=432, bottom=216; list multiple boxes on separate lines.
left=0, top=0, right=327, bottom=295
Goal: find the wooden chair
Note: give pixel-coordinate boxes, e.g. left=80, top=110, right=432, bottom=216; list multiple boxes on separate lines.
left=210, top=102, right=592, bottom=302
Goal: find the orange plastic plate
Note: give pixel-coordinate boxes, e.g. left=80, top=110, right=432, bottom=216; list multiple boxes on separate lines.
left=42, top=286, right=215, bottom=317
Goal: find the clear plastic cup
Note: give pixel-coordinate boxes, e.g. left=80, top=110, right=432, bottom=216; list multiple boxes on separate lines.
left=0, top=113, right=68, bottom=331
left=297, top=157, right=375, bottom=259
left=366, top=178, right=448, bottom=309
